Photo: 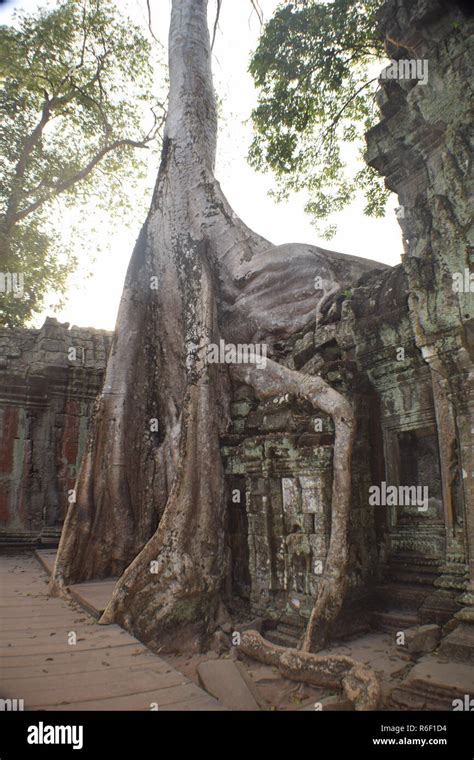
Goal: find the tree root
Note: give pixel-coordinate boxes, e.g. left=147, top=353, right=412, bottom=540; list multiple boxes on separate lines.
left=232, top=358, right=355, bottom=652
left=238, top=630, right=381, bottom=711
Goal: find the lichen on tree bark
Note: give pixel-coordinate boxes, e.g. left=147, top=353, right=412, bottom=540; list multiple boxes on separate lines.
left=51, top=0, right=378, bottom=654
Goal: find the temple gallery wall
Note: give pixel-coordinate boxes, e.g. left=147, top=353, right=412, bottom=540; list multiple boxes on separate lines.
left=0, top=0, right=473, bottom=692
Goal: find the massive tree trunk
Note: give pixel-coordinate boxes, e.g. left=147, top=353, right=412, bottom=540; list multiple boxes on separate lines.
left=51, top=0, right=378, bottom=653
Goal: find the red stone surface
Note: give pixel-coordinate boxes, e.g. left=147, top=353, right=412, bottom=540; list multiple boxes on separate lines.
left=0, top=407, right=18, bottom=472
left=0, top=481, right=11, bottom=524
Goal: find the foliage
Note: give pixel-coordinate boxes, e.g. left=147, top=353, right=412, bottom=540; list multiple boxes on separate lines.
left=249, top=0, right=388, bottom=238
left=0, top=0, right=164, bottom=326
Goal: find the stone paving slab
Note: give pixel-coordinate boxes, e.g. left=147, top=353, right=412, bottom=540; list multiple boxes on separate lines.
left=197, top=659, right=260, bottom=711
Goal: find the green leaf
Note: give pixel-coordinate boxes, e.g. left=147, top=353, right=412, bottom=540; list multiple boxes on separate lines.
left=249, top=0, right=386, bottom=235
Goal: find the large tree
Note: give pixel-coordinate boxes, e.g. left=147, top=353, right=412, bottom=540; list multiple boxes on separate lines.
left=51, top=0, right=383, bottom=654
left=0, top=0, right=163, bottom=327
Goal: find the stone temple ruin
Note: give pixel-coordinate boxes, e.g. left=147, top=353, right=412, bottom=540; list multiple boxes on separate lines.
left=0, top=0, right=473, bottom=710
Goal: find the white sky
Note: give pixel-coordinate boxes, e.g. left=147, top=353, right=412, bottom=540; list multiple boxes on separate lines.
left=1, top=0, right=403, bottom=331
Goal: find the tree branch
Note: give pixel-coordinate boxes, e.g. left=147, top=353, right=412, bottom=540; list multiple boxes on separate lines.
left=11, top=135, right=156, bottom=224
left=211, top=0, right=222, bottom=51
left=2, top=45, right=138, bottom=230
left=250, top=0, right=264, bottom=25
left=315, top=77, right=378, bottom=151
left=3, top=96, right=52, bottom=229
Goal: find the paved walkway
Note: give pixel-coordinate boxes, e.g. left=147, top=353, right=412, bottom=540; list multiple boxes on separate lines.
left=0, top=552, right=222, bottom=711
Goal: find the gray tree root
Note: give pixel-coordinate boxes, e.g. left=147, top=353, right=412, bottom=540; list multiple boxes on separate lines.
left=232, top=357, right=355, bottom=652
left=238, top=630, right=381, bottom=711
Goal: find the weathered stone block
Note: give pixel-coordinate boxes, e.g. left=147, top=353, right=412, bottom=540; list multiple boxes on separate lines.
left=309, top=533, right=327, bottom=557
left=234, top=617, right=263, bottom=634
left=261, top=410, right=291, bottom=431
left=242, top=441, right=264, bottom=460
left=299, top=475, right=328, bottom=515
left=230, top=400, right=252, bottom=418
left=293, top=331, right=315, bottom=368
left=404, top=624, right=441, bottom=654
left=302, top=514, right=314, bottom=533
left=197, top=660, right=260, bottom=711
left=281, top=476, right=301, bottom=511
left=245, top=410, right=263, bottom=429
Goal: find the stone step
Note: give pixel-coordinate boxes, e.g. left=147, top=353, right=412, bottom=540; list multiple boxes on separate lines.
left=384, top=574, right=438, bottom=590
left=384, top=559, right=439, bottom=574
left=39, top=528, right=61, bottom=548
left=264, top=629, right=300, bottom=648
left=0, top=529, right=61, bottom=548
left=276, top=622, right=305, bottom=638
left=382, top=563, right=440, bottom=587
left=373, top=583, right=431, bottom=611
left=332, top=618, right=372, bottom=640
left=389, top=657, right=474, bottom=711
left=439, top=622, right=474, bottom=663
left=277, top=612, right=306, bottom=629
left=372, top=609, right=420, bottom=633
left=0, top=532, right=38, bottom=546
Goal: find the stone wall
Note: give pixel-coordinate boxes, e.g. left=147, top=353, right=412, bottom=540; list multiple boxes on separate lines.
left=223, top=314, right=382, bottom=643
left=220, top=0, right=473, bottom=651
left=0, top=318, right=112, bottom=545
left=365, top=0, right=474, bottom=659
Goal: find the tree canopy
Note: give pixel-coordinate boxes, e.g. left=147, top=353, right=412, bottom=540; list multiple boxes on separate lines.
left=249, top=0, right=388, bottom=238
left=0, top=0, right=163, bottom=327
